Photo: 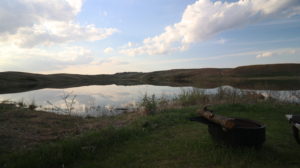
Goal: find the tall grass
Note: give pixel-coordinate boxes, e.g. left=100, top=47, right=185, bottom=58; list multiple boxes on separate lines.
left=175, top=88, right=209, bottom=106
left=138, top=87, right=290, bottom=115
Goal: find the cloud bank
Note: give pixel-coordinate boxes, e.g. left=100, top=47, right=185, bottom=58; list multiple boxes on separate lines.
left=121, top=0, right=300, bottom=56
left=0, top=0, right=120, bottom=73
left=0, top=45, right=93, bottom=71
left=0, top=0, right=117, bottom=47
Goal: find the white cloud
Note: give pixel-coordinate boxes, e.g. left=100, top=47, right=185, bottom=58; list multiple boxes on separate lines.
left=256, top=48, right=299, bottom=58
left=0, top=42, right=130, bottom=73
left=0, top=0, right=120, bottom=73
left=104, top=47, right=114, bottom=54
left=0, top=44, right=95, bottom=71
left=256, top=52, right=273, bottom=58
left=0, top=0, right=79, bottom=34
left=7, top=22, right=118, bottom=48
left=0, top=0, right=118, bottom=48
left=120, top=0, right=300, bottom=56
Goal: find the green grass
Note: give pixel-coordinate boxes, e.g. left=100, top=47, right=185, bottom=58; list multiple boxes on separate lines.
left=1, top=104, right=300, bottom=168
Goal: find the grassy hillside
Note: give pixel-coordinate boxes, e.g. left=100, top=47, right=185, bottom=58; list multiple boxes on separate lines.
left=141, top=63, right=300, bottom=82
left=139, top=63, right=300, bottom=90
left=0, top=72, right=144, bottom=94
left=0, top=63, right=300, bottom=93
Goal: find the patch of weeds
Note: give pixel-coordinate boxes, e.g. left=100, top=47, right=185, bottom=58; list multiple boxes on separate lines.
left=175, top=88, right=209, bottom=106
left=140, top=94, right=157, bottom=115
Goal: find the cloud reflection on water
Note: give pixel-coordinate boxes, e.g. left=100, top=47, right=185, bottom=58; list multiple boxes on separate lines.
left=0, top=85, right=299, bottom=117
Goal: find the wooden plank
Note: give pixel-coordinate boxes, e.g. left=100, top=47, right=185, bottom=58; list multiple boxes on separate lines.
left=198, top=109, right=236, bottom=129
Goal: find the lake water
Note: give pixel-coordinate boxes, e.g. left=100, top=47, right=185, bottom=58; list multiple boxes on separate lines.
left=0, top=85, right=193, bottom=117
left=0, top=85, right=299, bottom=117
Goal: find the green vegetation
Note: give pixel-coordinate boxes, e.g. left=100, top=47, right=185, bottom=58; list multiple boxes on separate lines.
left=140, top=94, right=158, bottom=115
left=139, top=87, right=277, bottom=113
left=175, top=89, right=209, bottom=106
left=1, top=77, right=300, bottom=167
left=1, top=102, right=300, bottom=168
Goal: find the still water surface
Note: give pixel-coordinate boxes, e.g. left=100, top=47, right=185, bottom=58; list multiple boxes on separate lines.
left=0, top=85, right=192, bottom=117
left=0, top=85, right=299, bottom=117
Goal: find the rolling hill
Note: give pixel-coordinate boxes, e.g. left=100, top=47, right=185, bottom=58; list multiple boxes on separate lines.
left=0, top=63, right=300, bottom=93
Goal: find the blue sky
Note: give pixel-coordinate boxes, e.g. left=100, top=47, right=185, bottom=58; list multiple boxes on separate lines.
left=0, top=0, right=299, bottom=74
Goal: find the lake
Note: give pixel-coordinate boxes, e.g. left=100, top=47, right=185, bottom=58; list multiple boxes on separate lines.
left=0, top=84, right=299, bottom=117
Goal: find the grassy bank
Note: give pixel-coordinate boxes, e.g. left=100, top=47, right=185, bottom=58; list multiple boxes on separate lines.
left=1, top=103, right=300, bottom=168
left=0, top=102, right=140, bottom=154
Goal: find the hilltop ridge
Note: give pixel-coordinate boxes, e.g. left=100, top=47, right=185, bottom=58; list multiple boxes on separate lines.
left=0, top=63, right=300, bottom=93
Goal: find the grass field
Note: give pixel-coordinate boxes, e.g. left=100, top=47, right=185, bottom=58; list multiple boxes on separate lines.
left=1, top=103, right=300, bottom=168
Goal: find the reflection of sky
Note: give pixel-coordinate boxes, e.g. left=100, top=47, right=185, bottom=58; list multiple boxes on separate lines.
left=0, top=85, right=193, bottom=116
left=0, top=85, right=299, bottom=117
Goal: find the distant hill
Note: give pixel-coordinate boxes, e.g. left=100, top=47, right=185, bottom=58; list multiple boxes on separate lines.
left=138, top=63, right=300, bottom=86
left=0, top=63, right=300, bottom=93
left=229, top=64, right=300, bottom=77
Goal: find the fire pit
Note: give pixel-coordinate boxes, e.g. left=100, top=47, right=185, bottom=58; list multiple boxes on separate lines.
left=191, top=106, right=266, bottom=147
left=207, top=118, right=265, bottom=147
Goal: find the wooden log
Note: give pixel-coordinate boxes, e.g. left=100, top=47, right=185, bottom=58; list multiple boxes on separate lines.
left=198, top=109, right=236, bottom=129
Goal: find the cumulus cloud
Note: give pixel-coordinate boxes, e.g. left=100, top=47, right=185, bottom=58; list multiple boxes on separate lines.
left=0, top=0, right=118, bottom=47
left=0, top=0, right=79, bottom=34
left=120, top=0, right=300, bottom=56
left=0, top=0, right=120, bottom=73
left=7, top=22, right=118, bottom=48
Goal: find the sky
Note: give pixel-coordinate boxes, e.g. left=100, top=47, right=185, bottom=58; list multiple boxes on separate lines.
left=0, top=0, right=300, bottom=74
